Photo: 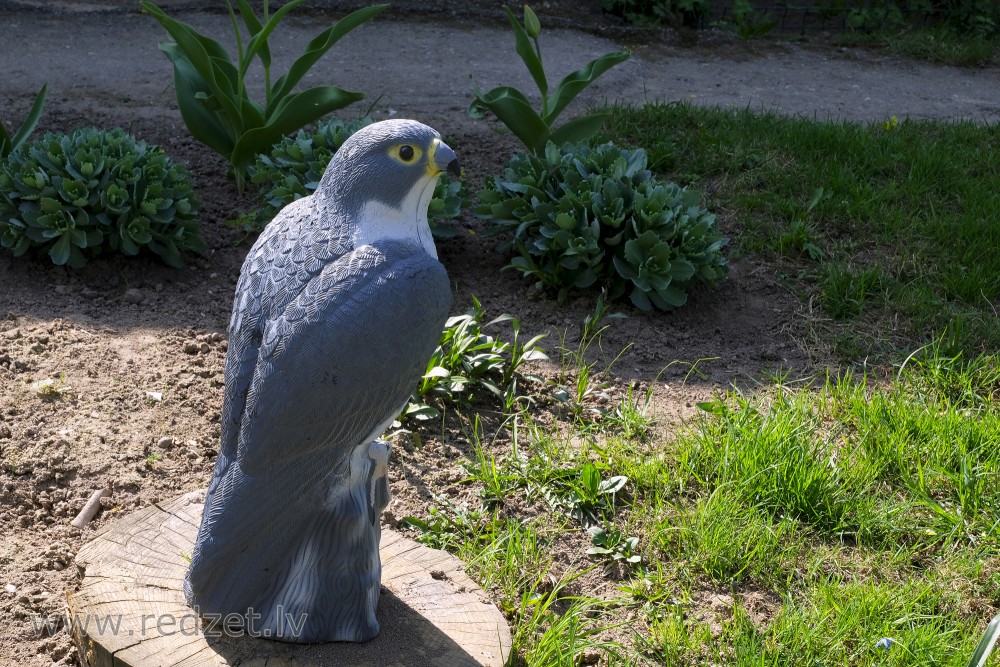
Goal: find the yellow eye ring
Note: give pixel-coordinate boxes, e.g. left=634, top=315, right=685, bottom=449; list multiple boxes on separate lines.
left=390, top=143, right=423, bottom=165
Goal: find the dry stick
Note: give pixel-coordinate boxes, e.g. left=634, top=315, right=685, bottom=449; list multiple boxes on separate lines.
left=71, top=489, right=110, bottom=529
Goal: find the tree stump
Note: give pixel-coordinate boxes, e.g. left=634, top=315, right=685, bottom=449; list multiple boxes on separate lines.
left=67, top=492, right=512, bottom=667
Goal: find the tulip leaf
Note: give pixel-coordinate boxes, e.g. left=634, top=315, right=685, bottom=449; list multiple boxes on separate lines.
left=268, top=4, right=390, bottom=113
left=231, top=86, right=365, bottom=172
left=504, top=6, right=548, bottom=99
left=143, top=0, right=378, bottom=191
left=546, top=50, right=631, bottom=124
left=470, top=87, right=549, bottom=154
left=2, top=84, right=47, bottom=158
left=549, top=113, right=609, bottom=147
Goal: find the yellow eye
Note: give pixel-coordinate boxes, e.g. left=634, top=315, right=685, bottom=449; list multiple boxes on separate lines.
left=390, top=144, right=422, bottom=165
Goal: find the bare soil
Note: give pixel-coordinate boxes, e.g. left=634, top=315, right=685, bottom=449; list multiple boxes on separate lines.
left=1, top=2, right=998, bottom=665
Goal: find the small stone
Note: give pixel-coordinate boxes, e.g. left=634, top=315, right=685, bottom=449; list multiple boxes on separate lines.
left=183, top=342, right=199, bottom=354
left=4, top=583, right=15, bottom=593
left=122, top=288, right=144, bottom=305
left=157, top=437, right=174, bottom=449
left=199, top=342, right=211, bottom=354
left=3, top=329, right=21, bottom=340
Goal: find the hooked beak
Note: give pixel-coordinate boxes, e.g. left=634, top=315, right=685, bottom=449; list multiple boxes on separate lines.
left=428, top=137, right=461, bottom=178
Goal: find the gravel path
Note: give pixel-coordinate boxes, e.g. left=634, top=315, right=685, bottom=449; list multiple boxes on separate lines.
left=1, top=2, right=998, bottom=124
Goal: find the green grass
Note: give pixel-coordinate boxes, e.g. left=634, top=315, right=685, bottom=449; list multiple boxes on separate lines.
left=404, top=346, right=1000, bottom=665
left=835, top=27, right=999, bottom=67
left=400, top=96, right=1000, bottom=665
left=601, top=102, right=1000, bottom=362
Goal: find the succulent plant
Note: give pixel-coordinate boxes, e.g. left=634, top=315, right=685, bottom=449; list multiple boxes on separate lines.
left=0, top=127, right=203, bottom=268
left=243, top=117, right=466, bottom=237
left=476, top=141, right=727, bottom=310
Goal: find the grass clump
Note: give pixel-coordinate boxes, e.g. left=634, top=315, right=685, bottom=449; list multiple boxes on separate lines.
left=403, top=345, right=1000, bottom=665
left=681, top=355, right=1000, bottom=551
left=837, top=26, right=999, bottom=67
left=604, top=101, right=1000, bottom=359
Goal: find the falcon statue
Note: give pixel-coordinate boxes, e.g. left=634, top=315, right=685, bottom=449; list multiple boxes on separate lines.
left=184, top=119, right=458, bottom=643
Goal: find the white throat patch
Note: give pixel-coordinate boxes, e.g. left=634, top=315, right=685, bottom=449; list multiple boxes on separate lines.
left=351, top=175, right=440, bottom=258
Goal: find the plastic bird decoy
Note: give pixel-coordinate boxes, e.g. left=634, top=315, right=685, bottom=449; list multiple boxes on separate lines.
left=184, top=119, right=458, bottom=643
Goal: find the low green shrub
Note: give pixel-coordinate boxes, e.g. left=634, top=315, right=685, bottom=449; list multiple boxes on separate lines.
left=243, top=117, right=465, bottom=236
left=845, top=0, right=999, bottom=36
left=602, top=0, right=708, bottom=27
left=477, top=141, right=727, bottom=310
left=0, top=128, right=203, bottom=268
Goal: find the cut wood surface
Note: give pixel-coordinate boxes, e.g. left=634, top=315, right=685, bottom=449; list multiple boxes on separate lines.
left=67, top=492, right=512, bottom=667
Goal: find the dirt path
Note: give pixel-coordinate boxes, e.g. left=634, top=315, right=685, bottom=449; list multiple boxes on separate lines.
left=2, top=2, right=999, bottom=124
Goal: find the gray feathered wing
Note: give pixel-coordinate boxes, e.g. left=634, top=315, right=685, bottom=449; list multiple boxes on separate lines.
left=185, top=238, right=450, bottom=642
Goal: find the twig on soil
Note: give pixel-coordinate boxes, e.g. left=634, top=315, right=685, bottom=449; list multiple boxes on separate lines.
left=71, top=489, right=110, bottom=529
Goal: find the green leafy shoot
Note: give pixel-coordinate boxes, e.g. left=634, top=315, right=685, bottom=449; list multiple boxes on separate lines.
left=469, top=5, right=629, bottom=154
left=403, top=297, right=548, bottom=422
left=0, top=84, right=46, bottom=159
left=141, top=0, right=388, bottom=191
left=587, top=523, right=642, bottom=568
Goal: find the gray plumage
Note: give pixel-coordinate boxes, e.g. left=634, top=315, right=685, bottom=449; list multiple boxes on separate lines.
left=184, top=119, right=457, bottom=643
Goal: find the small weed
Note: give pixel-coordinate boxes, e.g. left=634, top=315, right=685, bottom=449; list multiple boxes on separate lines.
left=587, top=523, right=642, bottom=568
left=601, top=382, right=655, bottom=441
left=405, top=297, right=547, bottom=422
left=819, top=262, right=884, bottom=320
left=462, top=416, right=521, bottom=506
left=30, top=376, right=70, bottom=400
left=552, top=291, right=631, bottom=422
left=403, top=496, right=500, bottom=552
left=514, top=573, right=625, bottom=665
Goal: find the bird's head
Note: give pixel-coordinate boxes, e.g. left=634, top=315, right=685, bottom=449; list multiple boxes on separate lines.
left=317, top=119, right=460, bottom=258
